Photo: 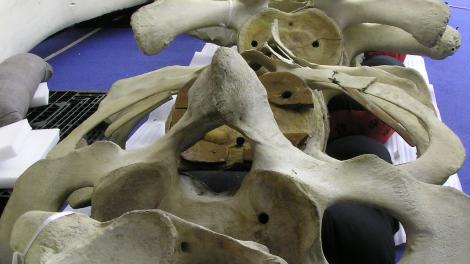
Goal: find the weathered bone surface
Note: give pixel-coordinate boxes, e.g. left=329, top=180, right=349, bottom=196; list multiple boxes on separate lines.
left=186, top=0, right=315, bottom=47
left=170, top=71, right=322, bottom=168
left=343, top=24, right=461, bottom=65
left=242, top=13, right=459, bottom=66
left=131, top=0, right=455, bottom=62
left=89, top=48, right=470, bottom=263
left=131, top=0, right=269, bottom=55
left=238, top=8, right=343, bottom=65
left=314, top=0, right=451, bottom=47
left=0, top=0, right=147, bottom=63
left=11, top=210, right=287, bottom=263
left=188, top=27, right=239, bottom=47
left=241, top=49, right=465, bottom=184
left=48, top=65, right=204, bottom=158
left=2, top=48, right=469, bottom=263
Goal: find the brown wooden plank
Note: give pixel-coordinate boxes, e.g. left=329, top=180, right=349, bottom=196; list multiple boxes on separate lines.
left=260, top=72, right=314, bottom=107
left=181, top=140, right=229, bottom=163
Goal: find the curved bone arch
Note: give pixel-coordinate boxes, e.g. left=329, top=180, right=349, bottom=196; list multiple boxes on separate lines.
left=241, top=49, right=465, bottom=184
left=131, top=0, right=457, bottom=65
left=0, top=0, right=147, bottom=63
left=313, top=0, right=450, bottom=47
left=11, top=210, right=287, bottom=263
left=1, top=48, right=469, bottom=263
left=131, top=0, right=269, bottom=55
left=343, top=24, right=460, bottom=65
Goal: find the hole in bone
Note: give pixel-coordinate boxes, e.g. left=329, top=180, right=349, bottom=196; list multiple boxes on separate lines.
left=258, top=212, right=270, bottom=224
left=236, top=137, right=245, bottom=146
left=289, top=22, right=294, bottom=26
left=312, top=40, right=320, bottom=48
left=281, top=91, right=293, bottom=99
left=180, top=241, right=190, bottom=252
left=251, top=40, right=259, bottom=47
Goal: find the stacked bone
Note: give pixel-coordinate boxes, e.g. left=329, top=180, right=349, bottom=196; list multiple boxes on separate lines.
left=131, top=0, right=460, bottom=65
left=1, top=1, right=468, bottom=264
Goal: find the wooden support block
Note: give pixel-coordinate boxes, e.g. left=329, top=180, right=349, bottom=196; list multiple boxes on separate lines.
left=260, top=72, right=314, bottom=107
left=174, top=79, right=195, bottom=109
left=169, top=108, right=186, bottom=128
left=181, top=140, right=229, bottom=163
left=285, top=133, right=309, bottom=147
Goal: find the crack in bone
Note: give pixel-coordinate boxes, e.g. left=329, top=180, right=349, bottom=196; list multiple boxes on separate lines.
left=2, top=48, right=469, bottom=264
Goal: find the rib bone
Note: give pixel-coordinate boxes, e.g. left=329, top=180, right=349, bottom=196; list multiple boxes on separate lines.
left=0, top=0, right=146, bottom=62
left=2, top=48, right=468, bottom=264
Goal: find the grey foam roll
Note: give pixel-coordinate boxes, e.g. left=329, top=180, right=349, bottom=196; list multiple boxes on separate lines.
left=0, top=53, right=53, bottom=127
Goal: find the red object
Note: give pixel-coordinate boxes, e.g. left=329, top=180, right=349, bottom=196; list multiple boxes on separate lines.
left=364, top=51, right=406, bottom=63
left=329, top=110, right=395, bottom=144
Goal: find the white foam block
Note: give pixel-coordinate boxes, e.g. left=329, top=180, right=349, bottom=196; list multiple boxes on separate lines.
left=125, top=121, right=166, bottom=150
left=189, top=43, right=237, bottom=66
left=125, top=97, right=175, bottom=150
left=201, top=43, right=221, bottom=55
left=404, top=55, right=430, bottom=84
left=62, top=205, right=92, bottom=216
left=0, top=119, right=32, bottom=161
left=189, top=52, right=213, bottom=66
left=30, top=82, right=49, bottom=108
left=0, top=129, right=59, bottom=188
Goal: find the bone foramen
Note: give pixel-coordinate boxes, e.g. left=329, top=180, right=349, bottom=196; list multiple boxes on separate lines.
left=11, top=210, right=287, bottom=264
left=1, top=48, right=469, bottom=263
left=132, top=0, right=453, bottom=58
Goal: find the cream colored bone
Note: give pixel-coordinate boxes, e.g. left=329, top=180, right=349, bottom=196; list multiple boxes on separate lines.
left=188, top=27, right=239, bottom=47
left=2, top=48, right=468, bottom=263
left=314, top=0, right=451, bottom=47
left=238, top=9, right=343, bottom=65
left=90, top=48, right=470, bottom=263
left=269, top=0, right=313, bottom=12
left=0, top=66, right=203, bottom=262
left=131, top=0, right=456, bottom=65
left=186, top=0, right=315, bottom=46
left=48, top=65, right=204, bottom=158
left=0, top=0, right=147, bottom=63
left=131, top=0, right=269, bottom=55
left=343, top=24, right=461, bottom=65
left=242, top=50, right=465, bottom=185
left=11, top=210, right=287, bottom=263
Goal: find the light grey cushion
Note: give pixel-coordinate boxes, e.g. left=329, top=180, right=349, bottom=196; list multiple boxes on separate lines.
left=0, top=53, right=53, bottom=127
